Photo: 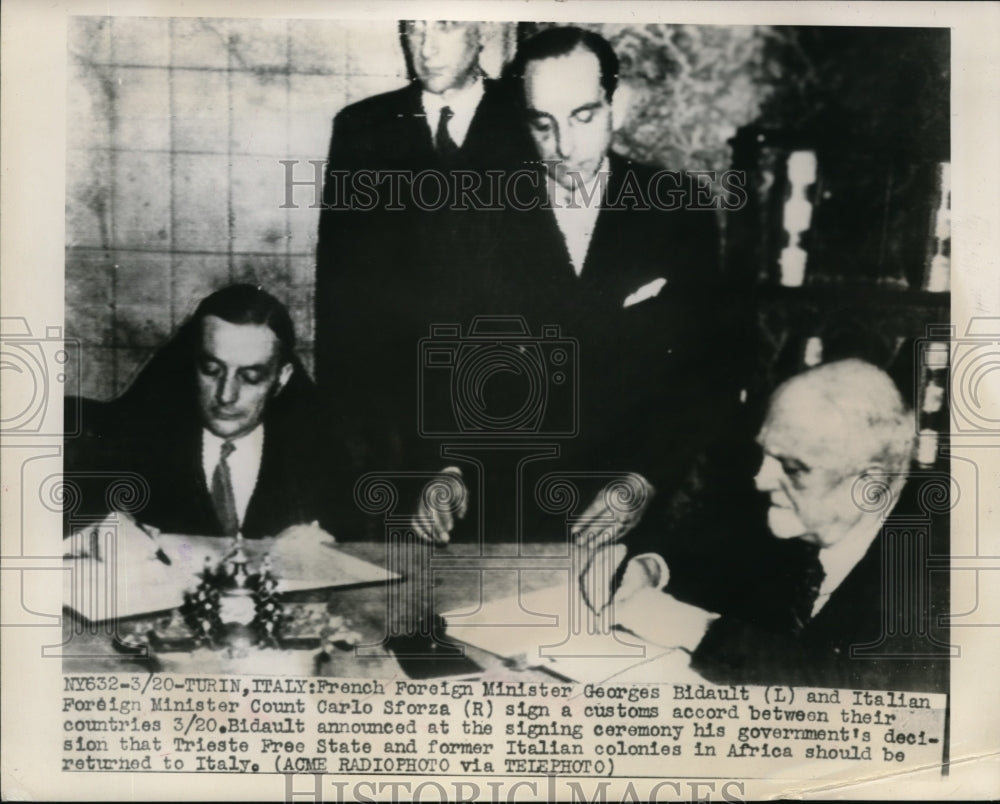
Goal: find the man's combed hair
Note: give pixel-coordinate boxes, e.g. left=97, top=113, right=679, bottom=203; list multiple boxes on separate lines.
left=777, top=358, right=917, bottom=487
left=504, top=25, right=619, bottom=103
left=193, top=284, right=296, bottom=362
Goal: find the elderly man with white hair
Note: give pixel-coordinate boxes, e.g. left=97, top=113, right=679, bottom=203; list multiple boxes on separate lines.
left=593, top=358, right=948, bottom=692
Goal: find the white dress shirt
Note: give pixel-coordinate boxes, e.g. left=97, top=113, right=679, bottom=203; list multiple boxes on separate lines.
left=201, top=425, right=264, bottom=530
left=607, top=550, right=719, bottom=651
left=421, top=75, right=484, bottom=149
left=549, top=156, right=610, bottom=276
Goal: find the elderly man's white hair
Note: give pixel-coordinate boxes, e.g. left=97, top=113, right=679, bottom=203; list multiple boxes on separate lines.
left=765, top=358, right=916, bottom=494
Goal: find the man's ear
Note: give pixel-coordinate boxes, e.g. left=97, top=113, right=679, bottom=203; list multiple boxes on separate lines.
left=276, top=362, right=294, bottom=394
left=860, top=461, right=889, bottom=482
left=610, top=84, right=631, bottom=131
left=856, top=462, right=896, bottom=514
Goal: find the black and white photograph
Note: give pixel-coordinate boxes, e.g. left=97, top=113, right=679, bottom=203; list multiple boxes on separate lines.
left=2, top=1, right=998, bottom=801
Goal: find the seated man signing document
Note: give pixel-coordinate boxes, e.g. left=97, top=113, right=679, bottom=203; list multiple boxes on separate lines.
left=587, top=359, right=948, bottom=693
left=65, top=285, right=352, bottom=570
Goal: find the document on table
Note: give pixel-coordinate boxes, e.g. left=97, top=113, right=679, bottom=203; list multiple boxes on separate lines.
left=63, top=515, right=398, bottom=623
left=441, top=583, right=702, bottom=684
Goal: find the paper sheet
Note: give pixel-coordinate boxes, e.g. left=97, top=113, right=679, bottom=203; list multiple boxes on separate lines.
left=442, top=583, right=692, bottom=683
left=63, top=515, right=398, bottom=622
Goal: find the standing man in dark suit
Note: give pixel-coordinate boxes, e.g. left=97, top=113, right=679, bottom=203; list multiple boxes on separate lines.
left=315, top=20, right=532, bottom=475
left=66, top=285, right=351, bottom=544
left=418, top=26, right=737, bottom=544
left=599, top=359, right=948, bottom=693
left=498, top=26, right=722, bottom=313
left=320, top=21, right=528, bottom=176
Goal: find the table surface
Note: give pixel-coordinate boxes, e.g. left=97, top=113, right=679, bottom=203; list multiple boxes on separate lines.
left=61, top=541, right=695, bottom=683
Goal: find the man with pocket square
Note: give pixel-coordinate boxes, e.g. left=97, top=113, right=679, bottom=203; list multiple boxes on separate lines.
left=419, top=26, right=740, bottom=545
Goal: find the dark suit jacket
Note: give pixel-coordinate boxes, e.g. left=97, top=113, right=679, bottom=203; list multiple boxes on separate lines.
left=468, top=153, right=743, bottom=535
left=314, top=78, right=534, bottom=471
left=689, top=478, right=950, bottom=693
left=114, top=409, right=345, bottom=541
left=490, top=153, right=722, bottom=313
left=64, top=323, right=357, bottom=540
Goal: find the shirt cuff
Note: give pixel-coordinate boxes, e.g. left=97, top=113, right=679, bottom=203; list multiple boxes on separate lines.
left=627, top=552, right=670, bottom=590
left=615, top=587, right=719, bottom=651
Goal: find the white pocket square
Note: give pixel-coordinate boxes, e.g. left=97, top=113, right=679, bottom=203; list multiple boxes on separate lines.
left=623, top=277, right=667, bottom=308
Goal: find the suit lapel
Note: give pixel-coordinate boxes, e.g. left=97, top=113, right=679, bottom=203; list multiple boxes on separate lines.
left=240, top=427, right=270, bottom=539
left=525, top=203, right=581, bottom=314
left=242, top=424, right=304, bottom=538
left=806, top=534, right=883, bottom=647
left=463, top=80, right=495, bottom=157
left=582, top=154, right=638, bottom=296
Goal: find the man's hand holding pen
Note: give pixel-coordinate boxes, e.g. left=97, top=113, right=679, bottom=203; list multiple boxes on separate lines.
left=63, top=512, right=174, bottom=566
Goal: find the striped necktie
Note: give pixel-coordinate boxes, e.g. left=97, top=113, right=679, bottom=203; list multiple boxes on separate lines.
left=211, top=440, right=240, bottom=535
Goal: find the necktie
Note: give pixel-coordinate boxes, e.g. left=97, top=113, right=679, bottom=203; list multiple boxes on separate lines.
left=435, top=106, right=459, bottom=159
left=211, top=440, right=240, bottom=535
left=791, top=542, right=826, bottom=633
